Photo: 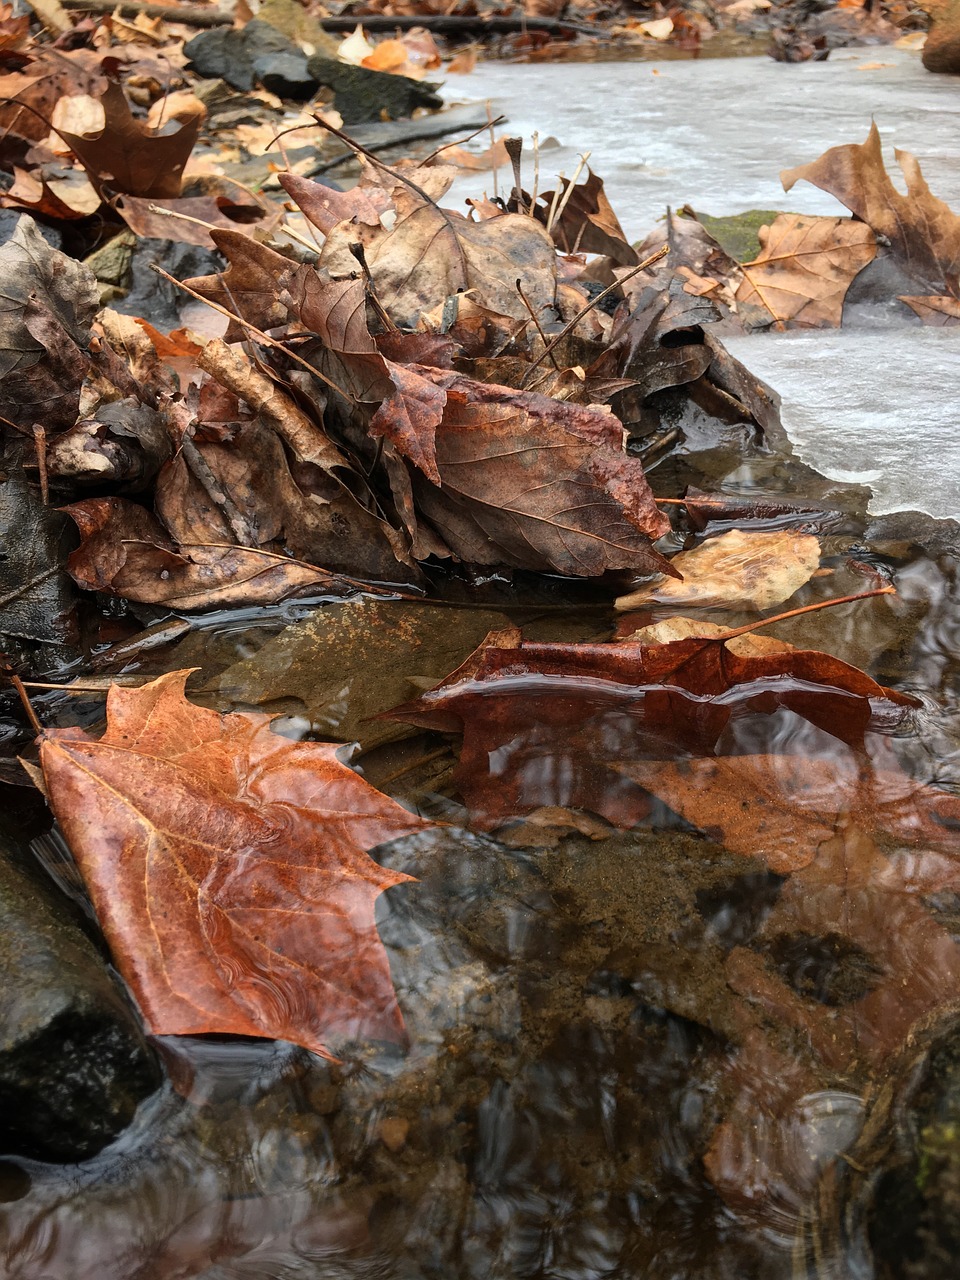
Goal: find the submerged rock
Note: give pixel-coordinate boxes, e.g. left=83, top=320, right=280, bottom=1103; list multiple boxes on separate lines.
left=0, top=839, right=159, bottom=1162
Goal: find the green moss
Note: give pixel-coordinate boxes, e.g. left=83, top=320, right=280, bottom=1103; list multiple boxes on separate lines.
left=688, top=208, right=788, bottom=264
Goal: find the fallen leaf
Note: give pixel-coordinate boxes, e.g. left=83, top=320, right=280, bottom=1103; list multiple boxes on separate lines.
left=318, top=173, right=559, bottom=329
left=899, top=294, right=960, bottom=326
left=61, top=496, right=357, bottom=611
left=538, top=168, right=639, bottom=265
left=0, top=215, right=100, bottom=432
left=614, top=528, right=822, bottom=611
left=781, top=122, right=960, bottom=294
left=39, top=671, right=431, bottom=1059
left=735, top=214, right=876, bottom=328
left=59, top=79, right=201, bottom=199
left=387, top=624, right=917, bottom=830
left=115, top=192, right=282, bottom=249
left=372, top=366, right=673, bottom=577
left=619, top=750, right=960, bottom=873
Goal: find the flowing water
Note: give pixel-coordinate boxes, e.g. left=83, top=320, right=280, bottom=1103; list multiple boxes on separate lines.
left=1, top=45, right=960, bottom=1280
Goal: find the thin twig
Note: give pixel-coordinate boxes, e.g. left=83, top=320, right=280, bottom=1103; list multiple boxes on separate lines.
left=419, top=114, right=507, bottom=167
left=516, top=278, right=558, bottom=369
left=9, top=674, right=43, bottom=737
left=521, top=244, right=669, bottom=385
left=710, top=586, right=897, bottom=641
left=150, top=264, right=358, bottom=405
left=545, top=152, right=590, bottom=235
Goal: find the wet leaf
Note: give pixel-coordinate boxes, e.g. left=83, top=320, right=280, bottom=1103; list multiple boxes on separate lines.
left=619, top=750, right=960, bottom=873
left=0, top=469, right=77, bottom=655
left=735, top=213, right=876, bottom=328
left=39, top=671, right=431, bottom=1058
left=213, top=598, right=515, bottom=752
left=387, top=624, right=917, bottom=830
left=614, top=528, right=822, bottom=612
left=62, top=496, right=353, bottom=611
left=115, top=192, right=281, bottom=249
left=781, top=122, right=960, bottom=295
left=59, top=79, right=201, bottom=199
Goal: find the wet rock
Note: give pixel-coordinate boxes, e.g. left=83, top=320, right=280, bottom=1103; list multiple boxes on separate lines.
left=254, top=51, right=316, bottom=101
left=868, top=1017, right=960, bottom=1278
left=184, top=21, right=306, bottom=95
left=0, top=838, right=159, bottom=1161
left=919, top=0, right=960, bottom=72
left=305, top=57, right=443, bottom=124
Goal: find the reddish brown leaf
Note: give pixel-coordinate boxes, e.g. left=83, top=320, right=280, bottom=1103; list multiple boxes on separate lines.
left=386, top=625, right=918, bottom=831
left=39, top=671, right=431, bottom=1058
left=373, top=367, right=672, bottom=577
left=182, top=229, right=298, bottom=338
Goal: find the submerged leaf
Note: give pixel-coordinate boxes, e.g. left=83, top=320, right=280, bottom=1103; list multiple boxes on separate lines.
left=39, top=671, right=432, bottom=1059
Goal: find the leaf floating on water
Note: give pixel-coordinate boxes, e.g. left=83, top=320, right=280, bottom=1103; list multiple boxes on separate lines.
left=614, top=528, right=822, bottom=612
left=38, top=671, right=432, bottom=1059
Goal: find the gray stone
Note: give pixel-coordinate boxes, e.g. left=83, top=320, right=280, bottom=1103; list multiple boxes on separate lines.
left=0, top=839, right=159, bottom=1161
left=305, top=56, right=443, bottom=124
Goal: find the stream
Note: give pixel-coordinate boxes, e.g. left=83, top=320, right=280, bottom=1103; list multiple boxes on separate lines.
left=1, top=43, right=960, bottom=1280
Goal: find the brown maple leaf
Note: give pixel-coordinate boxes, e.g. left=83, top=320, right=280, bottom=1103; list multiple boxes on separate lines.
left=781, top=122, right=960, bottom=295
left=38, top=671, right=432, bottom=1059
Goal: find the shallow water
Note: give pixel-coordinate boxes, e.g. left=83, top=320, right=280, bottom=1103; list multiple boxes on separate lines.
left=1, top=48, right=960, bottom=1280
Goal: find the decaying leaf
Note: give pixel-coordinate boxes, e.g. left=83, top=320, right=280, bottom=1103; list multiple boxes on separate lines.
left=735, top=213, right=876, bottom=328
left=62, top=496, right=355, bottom=611
left=614, top=528, right=822, bottom=612
left=781, top=122, right=960, bottom=294
left=0, top=216, right=99, bottom=432
left=537, top=168, right=639, bottom=265
left=39, top=671, right=431, bottom=1059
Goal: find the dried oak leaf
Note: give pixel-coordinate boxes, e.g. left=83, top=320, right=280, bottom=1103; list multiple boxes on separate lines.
left=735, top=213, right=877, bottom=329
left=371, top=366, right=673, bottom=577
left=0, top=48, right=107, bottom=144
left=386, top=628, right=917, bottom=830
left=59, top=79, right=201, bottom=199
left=781, top=123, right=960, bottom=295
left=0, top=215, right=99, bottom=432
left=39, top=671, right=430, bottom=1058
left=614, top=528, right=822, bottom=612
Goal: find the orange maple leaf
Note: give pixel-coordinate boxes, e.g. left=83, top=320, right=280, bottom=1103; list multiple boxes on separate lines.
left=38, top=671, right=430, bottom=1060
